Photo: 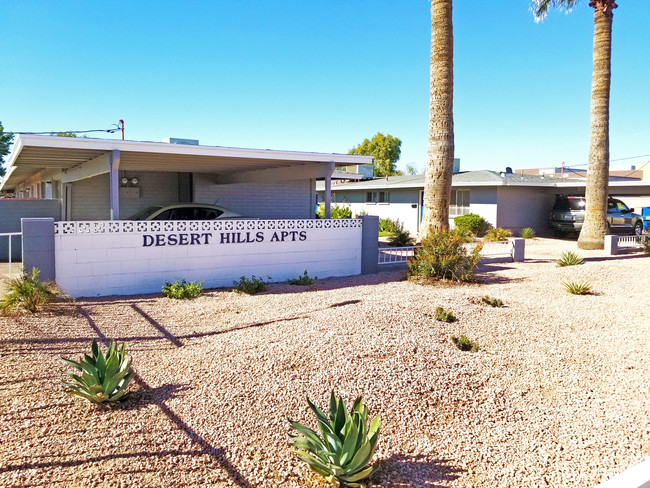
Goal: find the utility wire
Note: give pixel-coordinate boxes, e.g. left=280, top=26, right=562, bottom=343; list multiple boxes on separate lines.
left=12, top=127, right=121, bottom=135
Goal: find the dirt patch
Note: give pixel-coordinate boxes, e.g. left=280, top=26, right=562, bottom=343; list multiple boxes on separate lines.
left=1, top=239, right=649, bottom=487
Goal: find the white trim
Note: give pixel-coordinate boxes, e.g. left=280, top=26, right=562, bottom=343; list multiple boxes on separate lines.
left=7, top=134, right=373, bottom=166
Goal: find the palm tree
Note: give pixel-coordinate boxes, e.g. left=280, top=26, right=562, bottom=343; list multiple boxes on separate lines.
left=421, top=0, right=454, bottom=238
left=533, top=0, right=618, bottom=250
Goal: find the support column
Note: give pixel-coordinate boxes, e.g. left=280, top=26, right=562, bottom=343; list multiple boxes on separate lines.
left=109, top=149, right=120, bottom=220
left=360, top=215, right=379, bottom=274
left=508, top=238, right=525, bottom=262
left=324, top=160, right=335, bottom=219
left=604, top=234, right=618, bottom=256
left=22, top=218, right=56, bottom=281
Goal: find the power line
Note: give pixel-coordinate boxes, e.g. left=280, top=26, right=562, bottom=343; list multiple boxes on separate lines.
left=10, top=121, right=124, bottom=137
left=12, top=127, right=121, bottom=135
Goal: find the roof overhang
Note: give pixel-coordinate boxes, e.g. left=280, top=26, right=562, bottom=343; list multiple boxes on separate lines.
left=1, top=135, right=373, bottom=191
left=317, top=176, right=650, bottom=192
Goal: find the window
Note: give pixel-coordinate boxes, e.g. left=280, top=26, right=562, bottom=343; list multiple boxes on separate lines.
left=449, top=190, right=470, bottom=217
left=366, top=191, right=390, bottom=203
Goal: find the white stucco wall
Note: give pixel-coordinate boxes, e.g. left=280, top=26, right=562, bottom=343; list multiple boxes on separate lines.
left=326, top=188, right=421, bottom=235
left=466, top=187, right=498, bottom=228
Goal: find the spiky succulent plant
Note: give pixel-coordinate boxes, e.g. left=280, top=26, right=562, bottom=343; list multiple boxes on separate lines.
left=289, top=391, right=380, bottom=487
left=61, top=339, right=134, bottom=403
left=556, top=250, right=585, bottom=267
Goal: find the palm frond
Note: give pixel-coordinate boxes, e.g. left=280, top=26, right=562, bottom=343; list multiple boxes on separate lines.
left=531, top=0, right=582, bottom=22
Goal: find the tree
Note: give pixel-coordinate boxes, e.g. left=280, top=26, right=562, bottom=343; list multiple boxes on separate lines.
left=405, top=163, right=419, bottom=175
left=50, top=131, right=77, bottom=137
left=533, top=0, right=617, bottom=250
left=348, top=133, right=402, bottom=177
left=421, top=0, right=455, bottom=238
left=0, top=121, right=14, bottom=178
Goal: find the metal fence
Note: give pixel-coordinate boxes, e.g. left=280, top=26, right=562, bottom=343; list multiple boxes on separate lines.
left=378, top=240, right=515, bottom=265
left=617, top=235, right=646, bottom=248
left=0, top=233, right=22, bottom=277
left=378, top=246, right=418, bottom=265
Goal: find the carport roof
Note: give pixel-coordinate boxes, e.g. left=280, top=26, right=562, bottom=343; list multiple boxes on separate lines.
left=1, top=134, right=373, bottom=191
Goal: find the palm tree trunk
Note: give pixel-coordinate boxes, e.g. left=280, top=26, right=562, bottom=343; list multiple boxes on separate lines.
left=577, top=4, right=614, bottom=250
left=421, top=0, right=454, bottom=239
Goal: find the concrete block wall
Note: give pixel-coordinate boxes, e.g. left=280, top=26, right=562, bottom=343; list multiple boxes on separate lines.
left=54, top=219, right=362, bottom=297
left=0, top=199, right=61, bottom=260
left=194, top=175, right=313, bottom=219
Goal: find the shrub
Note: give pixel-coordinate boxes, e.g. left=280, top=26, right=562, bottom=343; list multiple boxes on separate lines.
left=519, top=227, right=536, bottom=239
left=379, top=218, right=399, bottom=234
left=556, top=251, right=584, bottom=267
left=288, top=271, right=316, bottom=286
left=641, top=235, right=650, bottom=255
left=408, top=231, right=482, bottom=282
left=483, top=228, right=513, bottom=241
left=162, top=280, right=202, bottom=299
left=233, top=275, right=270, bottom=294
left=449, top=227, right=475, bottom=243
left=289, top=391, right=380, bottom=487
left=435, top=306, right=455, bottom=323
left=480, top=295, right=504, bottom=308
left=0, top=267, right=59, bottom=314
left=562, top=280, right=592, bottom=295
left=388, top=220, right=415, bottom=247
left=61, top=339, right=134, bottom=404
left=316, top=203, right=352, bottom=219
left=450, top=334, right=479, bottom=352
left=453, top=213, right=490, bottom=236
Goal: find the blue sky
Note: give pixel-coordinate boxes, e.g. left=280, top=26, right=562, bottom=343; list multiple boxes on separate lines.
left=1, top=1, right=649, bottom=173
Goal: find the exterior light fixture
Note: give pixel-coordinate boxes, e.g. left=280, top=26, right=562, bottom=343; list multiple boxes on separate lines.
left=131, top=177, right=139, bottom=185
left=121, top=177, right=129, bottom=185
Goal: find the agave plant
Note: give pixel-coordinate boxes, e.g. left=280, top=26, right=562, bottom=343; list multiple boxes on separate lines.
left=562, top=280, right=592, bottom=295
left=289, top=391, right=380, bottom=487
left=519, top=227, right=536, bottom=239
left=61, top=339, right=134, bottom=403
left=556, top=250, right=584, bottom=267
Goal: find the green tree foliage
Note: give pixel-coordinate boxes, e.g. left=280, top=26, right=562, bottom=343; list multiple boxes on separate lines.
left=405, top=163, right=419, bottom=175
left=348, top=133, right=403, bottom=177
left=0, top=121, right=15, bottom=178
left=50, top=132, right=78, bottom=137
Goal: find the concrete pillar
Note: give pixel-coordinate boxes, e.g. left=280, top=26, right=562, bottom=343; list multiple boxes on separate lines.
left=604, top=234, right=618, bottom=256
left=324, top=161, right=335, bottom=219
left=109, top=149, right=121, bottom=220
left=21, top=218, right=56, bottom=281
left=508, top=238, right=525, bottom=262
left=360, top=215, right=379, bottom=274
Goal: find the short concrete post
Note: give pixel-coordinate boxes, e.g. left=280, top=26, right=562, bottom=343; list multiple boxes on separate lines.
left=360, top=215, right=379, bottom=274
left=604, top=234, right=618, bottom=256
left=21, top=218, right=56, bottom=281
left=509, top=238, right=525, bottom=262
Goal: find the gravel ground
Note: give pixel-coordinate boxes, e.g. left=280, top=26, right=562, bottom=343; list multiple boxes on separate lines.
left=1, top=238, right=649, bottom=487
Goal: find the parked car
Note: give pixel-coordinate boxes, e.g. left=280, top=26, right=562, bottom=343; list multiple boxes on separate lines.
left=126, top=203, right=241, bottom=220
left=550, top=195, right=644, bottom=237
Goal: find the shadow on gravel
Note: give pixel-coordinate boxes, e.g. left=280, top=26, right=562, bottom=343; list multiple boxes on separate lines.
left=119, top=381, right=188, bottom=410
left=371, top=453, right=463, bottom=487
left=582, top=253, right=648, bottom=262
left=258, top=270, right=408, bottom=295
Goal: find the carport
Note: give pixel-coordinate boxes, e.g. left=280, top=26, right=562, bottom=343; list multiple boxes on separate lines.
left=1, top=135, right=372, bottom=220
